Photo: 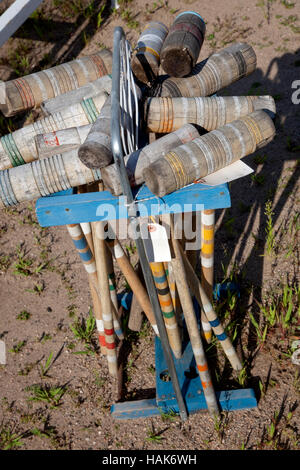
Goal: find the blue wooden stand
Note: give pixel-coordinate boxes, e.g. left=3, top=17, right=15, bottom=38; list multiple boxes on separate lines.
left=35, top=182, right=257, bottom=419
left=111, top=335, right=257, bottom=419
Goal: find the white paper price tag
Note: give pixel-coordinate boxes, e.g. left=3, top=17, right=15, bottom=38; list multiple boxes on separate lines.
left=143, top=223, right=171, bottom=263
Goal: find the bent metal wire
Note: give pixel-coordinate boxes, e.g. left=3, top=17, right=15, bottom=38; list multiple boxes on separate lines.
left=111, top=26, right=188, bottom=421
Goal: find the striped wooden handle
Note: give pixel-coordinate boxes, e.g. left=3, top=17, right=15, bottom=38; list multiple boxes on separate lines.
left=143, top=110, right=276, bottom=197
left=0, top=148, right=102, bottom=209
left=157, top=43, right=256, bottom=98
left=66, top=223, right=106, bottom=353
left=0, top=50, right=112, bottom=116
left=101, top=123, right=200, bottom=196
left=170, top=223, right=220, bottom=417
left=180, top=243, right=243, bottom=371
left=107, top=238, right=159, bottom=336
left=131, top=21, right=169, bottom=84
left=0, top=92, right=107, bottom=170
left=92, top=221, right=118, bottom=377
left=160, top=11, right=206, bottom=77
left=145, top=95, right=276, bottom=134
left=150, top=261, right=182, bottom=358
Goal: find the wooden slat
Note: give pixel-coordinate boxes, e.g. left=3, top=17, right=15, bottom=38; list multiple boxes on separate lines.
left=35, top=183, right=231, bottom=227
left=0, top=0, right=44, bottom=48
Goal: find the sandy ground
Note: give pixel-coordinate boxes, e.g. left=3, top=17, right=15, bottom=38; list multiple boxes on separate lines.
left=0, top=0, right=299, bottom=451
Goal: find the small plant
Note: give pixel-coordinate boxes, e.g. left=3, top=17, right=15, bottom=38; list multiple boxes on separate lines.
left=0, top=255, right=10, bottom=273
left=70, top=309, right=96, bottom=354
left=26, top=282, right=45, bottom=295
left=146, top=425, right=164, bottom=443
left=39, top=352, right=54, bottom=378
left=253, top=154, right=267, bottom=165
left=213, top=411, right=230, bottom=442
left=97, top=4, right=106, bottom=28
left=249, top=313, right=268, bottom=345
left=237, top=365, right=249, bottom=387
left=159, top=408, right=178, bottom=422
left=264, top=200, right=276, bottom=257
left=0, top=426, right=24, bottom=450
left=16, top=310, right=31, bottom=321
left=251, top=173, right=265, bottom=186
left=281, top=0, right=295, bottom=8
left=13, top=246, right=33, bottom=277
left=26, top=384, right=67, bottom=408
left=67, top=304, right=77, bottom=318
left=9, top=340, right=26, bottom=354
left=40, top=333, right=52, bottom=344
left=70, top=309, right=95, bottom=343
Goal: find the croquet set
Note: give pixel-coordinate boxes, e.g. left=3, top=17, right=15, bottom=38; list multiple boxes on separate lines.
left=0, top=11, right=277, bottom=420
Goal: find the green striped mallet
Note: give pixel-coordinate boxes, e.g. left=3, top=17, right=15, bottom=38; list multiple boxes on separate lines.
left=0, top=93, right=107, bottom=171
left=150, top=261, right=182, bottom=359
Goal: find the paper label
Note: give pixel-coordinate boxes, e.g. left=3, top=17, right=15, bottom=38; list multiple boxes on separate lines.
left=196, top=160, right=254, bottom=186
left=143, top=223, right=171, bottom=263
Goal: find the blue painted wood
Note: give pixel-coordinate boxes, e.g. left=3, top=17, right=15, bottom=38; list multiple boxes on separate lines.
left=35, top=183, right=231, bottom=227
left=154, top=335, right=257, bottom=414
left=110, top=334, right=257, bottom=419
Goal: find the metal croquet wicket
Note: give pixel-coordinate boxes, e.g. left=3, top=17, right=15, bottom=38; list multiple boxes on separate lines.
left=35, top=27, right=257, bottom=420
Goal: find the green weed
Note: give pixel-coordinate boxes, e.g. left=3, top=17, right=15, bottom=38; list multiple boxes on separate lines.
left=0, top=426, right=24, bottom=450
left=249, top=313, right=268, bottom=344
left=146, top=426, right=164, bottom=443
left=264, top=200, right=276, bottom=257
left=9, top=340, right=26, bottom=354
left=16, top=310, right=31, bottom=321
left=281, top=0, right=295, bottom=8
left=251, top=173, right=265, bottom=186
left=25, top=282, right=45, bottom=295
left=257, top=283, right=299, bottom=334
left=39, top=352, right=54, bottom=378
left=70, top=309, right=96, bottom=354
left=159, top=408, right=179, bottom=422
left=26, top=383, right=67, bottom=407
left=0, top=255, right=10, bottom=273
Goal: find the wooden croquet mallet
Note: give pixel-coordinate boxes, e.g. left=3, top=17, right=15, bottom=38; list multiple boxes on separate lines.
left=92, top=220, right=118, bottom=377
left=179, top=242, right=243, bottom=371
left=106, top=237, right=159, bottom=336
left=150, top=260, right=182, bottom=359
left=169, top=217, right=220, bottom=417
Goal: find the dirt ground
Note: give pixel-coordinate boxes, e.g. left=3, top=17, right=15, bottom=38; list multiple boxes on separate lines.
left=0, top=0, right=299, bottom=452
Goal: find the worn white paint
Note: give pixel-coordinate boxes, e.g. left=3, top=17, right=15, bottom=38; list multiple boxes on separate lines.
left=0, top=0, right=44, bottom=48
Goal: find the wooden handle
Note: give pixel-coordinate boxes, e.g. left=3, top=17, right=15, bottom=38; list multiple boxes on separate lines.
left=0, top=93, right=107, bottom=170
left=101, top=123, right=200, bottom=196
left=106, top=238, right=159, bottom=336
left=145, top=96, right=276, bottom=134
left=170, top=218, right=220, bottom=417
left=143, top=110, right=276, bottom=197
left=150, top=261, right=182, bottom=358
left=158, top=43, right=256, bottom=98
left=131, top=21, right=169, bottom=85
left=92, top=221, right=118, bottom=377
left=0, top=50, right=112, bottom=117
left=161, top=12, right=206, bottom=77
left=179, top=241, right=243, bottom=371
